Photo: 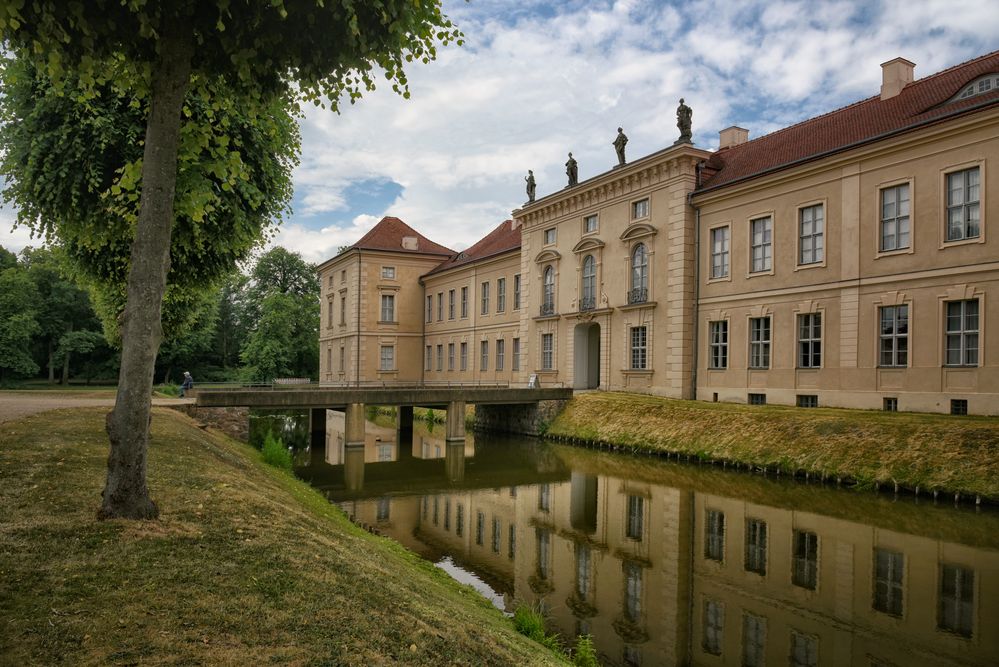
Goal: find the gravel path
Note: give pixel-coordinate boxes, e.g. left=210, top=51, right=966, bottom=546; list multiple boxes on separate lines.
left=0, top=392, right=194, bottom=424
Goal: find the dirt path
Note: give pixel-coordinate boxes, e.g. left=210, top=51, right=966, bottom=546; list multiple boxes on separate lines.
left=0, top=392, right=194, bottom=424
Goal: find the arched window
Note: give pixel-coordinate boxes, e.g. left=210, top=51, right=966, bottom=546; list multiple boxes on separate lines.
left=630, top=243, right=648, bottom=303
left=542, top=266, right=555, bottom=315
left=581, top=255, right=596, bottom=311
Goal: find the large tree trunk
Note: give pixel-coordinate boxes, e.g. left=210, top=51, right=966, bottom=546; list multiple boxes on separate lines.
left=60, top=324, right=73, bottom=385
left=47, top=340, right=55, bottom=383
left=99, top=21, right=193, bottom=521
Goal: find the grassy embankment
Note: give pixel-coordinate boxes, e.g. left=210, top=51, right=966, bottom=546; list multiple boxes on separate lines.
left=544, top=392, right=999, bottom=501
left=0, top=407, right=562, bottom=666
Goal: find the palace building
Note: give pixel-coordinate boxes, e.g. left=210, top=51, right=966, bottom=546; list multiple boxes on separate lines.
left=318, top=50, right=999, bottom=415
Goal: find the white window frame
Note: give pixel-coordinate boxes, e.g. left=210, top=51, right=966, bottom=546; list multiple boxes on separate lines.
left=497, top=277, right=506, bottom=312
left=583, top=213, right=598, bottom=234
left=541, top=333, right=554, bottom=370
left=380, top=294, right=395, bottom=323
left=448, top=289, right=455, bottom=320
left=944, top=299, right=979, bottom=367
left=460, top=286, right=468, bottom=318
left=879, top=304, right=909, bottom=367
left=513, top=274, right=522, bottom=310
left=631, top=197, right=649, bottom=221
left=708, top=320, right=728, bottom=370
left=630, top=326, right=647, bottom=370
left=543, top=227, right=557, bottom=245
left=496, top=338, right=505, bottom=371
left=749, top=316, right=771, bottom=369
left=379, top=345, right=395, bottom=371
left=879, top=182, right=911, bottom=253
left=381, top=266, right=396, bottom=279
left=512, top=338, right=521, bottom=372
left=481, top=281, right=490, bottom=315
left=797, top=202, right=825, bottom=268
left=797, top=312, right=822, bottom=369
left=460, top=341, right=468, bottom=371
left=944, top=165, right=981, bottom=243
left=447, top=343, right=455, bottom=371
left=749, top=215, right=773, bottom=274
left=480, top=340, right=489, bottom=371
left=709, top=225, right=730, bottom=280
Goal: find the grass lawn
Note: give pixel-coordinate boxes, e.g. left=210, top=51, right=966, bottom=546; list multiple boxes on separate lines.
left=0, top=408, right=561, bottom=666
left=546, top=392, right=999, bottom=500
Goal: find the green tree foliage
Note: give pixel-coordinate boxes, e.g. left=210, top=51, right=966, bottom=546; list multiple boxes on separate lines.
left=0, top=262, right=41, bottom=382
left=241, top=248, right=319, bottom=381
left=1, top=1, right=462, bottom=520
left=0, top=246, right=16, bottom=271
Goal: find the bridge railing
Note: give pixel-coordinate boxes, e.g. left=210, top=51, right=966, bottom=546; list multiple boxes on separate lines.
left=193, top=378, right=569, bottom=391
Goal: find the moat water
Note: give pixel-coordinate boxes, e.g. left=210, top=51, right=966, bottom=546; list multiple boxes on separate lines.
left=250, top=409, right=999, bottom=667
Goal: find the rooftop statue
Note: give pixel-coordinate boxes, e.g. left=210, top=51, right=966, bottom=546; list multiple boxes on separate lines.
left=613, top=127, right=628, bottom=166
left=525, top=169, right=536, bottom=203
left=676, top=98, right=692, bottom=144
left=565, top=152, right=578, bottom=187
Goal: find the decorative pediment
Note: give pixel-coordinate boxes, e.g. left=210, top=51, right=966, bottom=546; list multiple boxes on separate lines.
left=876, top=290, right=908, bottom=306
left=748, top=304, right=771, bottom=318
left=572, top=237, right=605, bottom=254
left=942, top=283, right=981, bottom=301
left=619, top=223, right=657, bottom=242
left=534, top=248, right=562, bottom=264
left=796, top=299, right=820, bottom=314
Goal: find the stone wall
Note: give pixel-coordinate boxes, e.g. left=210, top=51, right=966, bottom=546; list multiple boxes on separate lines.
left=472, top=399, right=568, bottom=436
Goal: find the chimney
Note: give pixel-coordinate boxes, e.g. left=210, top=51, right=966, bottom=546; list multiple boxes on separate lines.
left=881, top=57, right=915, bottom=100
left=719, top=126, right=749, bottom=149
left=401, top=236, right=419, bottom=251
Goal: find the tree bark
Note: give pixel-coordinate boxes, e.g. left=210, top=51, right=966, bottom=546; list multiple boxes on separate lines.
left=47, top=341, right=55, bottom=383
left=61, top=324, right=73, bottom=385
left=99, top=21, right=194, bottom=520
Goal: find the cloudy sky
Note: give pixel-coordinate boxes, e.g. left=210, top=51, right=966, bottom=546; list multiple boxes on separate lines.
left=2, top=0, right=998, bottom=262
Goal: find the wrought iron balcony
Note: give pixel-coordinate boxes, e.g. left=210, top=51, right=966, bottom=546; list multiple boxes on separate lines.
left=579, top=296, right=596, bottom=312
left=628, top=287, right=648, bottom=304
left=540, top=302, right=556, bottom=317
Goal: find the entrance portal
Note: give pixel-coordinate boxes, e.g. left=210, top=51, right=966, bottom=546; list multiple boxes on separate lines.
left=573, top=322, right=600, bottom=390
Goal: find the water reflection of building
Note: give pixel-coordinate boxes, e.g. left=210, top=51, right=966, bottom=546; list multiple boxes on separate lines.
left=309, top=432, right=999, bottom=667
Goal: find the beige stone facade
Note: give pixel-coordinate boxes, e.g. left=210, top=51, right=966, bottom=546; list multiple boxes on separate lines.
left=317, top=52, right=999, bottom=413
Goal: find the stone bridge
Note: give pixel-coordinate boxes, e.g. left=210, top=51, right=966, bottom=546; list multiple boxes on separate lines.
left=195, top=385, right=573, bottom=447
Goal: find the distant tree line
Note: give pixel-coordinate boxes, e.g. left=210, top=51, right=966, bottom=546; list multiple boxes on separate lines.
left=0, top=244, right=318, bottom=386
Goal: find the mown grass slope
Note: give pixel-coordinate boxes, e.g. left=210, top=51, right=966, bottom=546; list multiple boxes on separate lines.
left=546, top=392, right=999, bottom=499
left=0, top=407, right=560, bottom=666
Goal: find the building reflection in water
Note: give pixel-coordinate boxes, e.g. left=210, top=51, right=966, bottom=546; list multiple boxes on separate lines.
left=296, top=411, right=999, bottom=667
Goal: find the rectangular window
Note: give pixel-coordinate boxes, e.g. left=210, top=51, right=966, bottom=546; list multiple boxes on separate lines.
left=436, top=344, right=443, bottom=372
left=340, top=296, right=347, bottom=325
left=880, top=184, right=911, bottom=251
left=448, top=289, right=455, bottom=320
left=480, top=340, right=489, bottom=371
left=380, top=294, right=395, bottom=322
left=946, top=167, right=980, bottom=242
left=790, top=631, right=818, bottom=667
left=538, top=483, right=551, bottom=512
left=460, top=342, right=468, bottom=371
left=492, top=517, right=501, bottom=553
left=481, top=281, right=490, bottom=315
left=883, top=397, right=898, bottom=412
left=460, top=286, right=468, bottom=318
left=745, top=518, right=767, bottom=575
left=945, top=299, right=979, bottom=366
left=792, top=530, right=819, bottom=590
left=632, top=198, right=649, bottom=220
left=541, top=334, right=554, bottom=370
left=497, top=277, right=506, bottom=312
left=425, top=345, right=432, bottom=371
left=341, top=269, right=346, bottom=283
left=748, top=393, right=766, bottom=405
left=879, top=305, right=909, bottom=367
left=584, top=213, right=598, bottom=233
left=447, top=343, right=455, bottom=371
left=710, top=226, right=730, bottom=279
left=624, top=561, right=642, bottom=623
left=544, top=228, right=556, bottom=245
left=327, top=300, right=334, bottom=328
left=455, top=503, right=464, bottom=537
left=705, top=510, right=725, bottom=561
left=475, top=511, right=484, bottom=546
left=512, top=338, right=520, bottom=372
left=426, top=295, right=433, bottom=323
left=435, top=292, right=443, bottom=321
left=496, top=339, right=505, bottom=371
left=797, top=394, right=819, bottom=408
left=709, top=320, right=728, bottom=369
left=874, top=548, right=904, bottom=616
left=742, top=614, right=766, bottom=667
left=951, top=399, right=968, bottom=415
left=799, top=204, right=824, bottom=265
left=381, top=266, right=395, bottom=279
left=339, top=346, right=345, bottom=372
left=630, top=326, right=647, bottom=370
left=514, top=274, right=522, bottom=310
left=750, top=216, right=772, bottom=272
left=702, top=599, right=723, bottom=655
left=749, top=317, right=771, bottom=369
left=379, top=345, right=394, bottom=371
left=939, top=564, right=974, bottom=637
left=798, top=313, right=822, bottom=368
left=626, top=495, right=644, bottom=541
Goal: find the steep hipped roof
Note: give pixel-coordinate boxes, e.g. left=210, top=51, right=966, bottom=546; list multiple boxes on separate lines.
left=424, top=219, right=521, bottom=277
left=697, top=50, right=999, bottom=193
left=350, top=216, right=453, bottom=256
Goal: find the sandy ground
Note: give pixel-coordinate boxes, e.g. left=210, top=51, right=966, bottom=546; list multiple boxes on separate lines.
left=0, top=391, right=194, bottom=424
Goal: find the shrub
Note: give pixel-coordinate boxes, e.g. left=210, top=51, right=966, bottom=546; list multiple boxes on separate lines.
left=513, top=604, right=563, bottom=655
left=572, top=635, right=598, bottom=667
left=261, top=431, right=293, bottom=472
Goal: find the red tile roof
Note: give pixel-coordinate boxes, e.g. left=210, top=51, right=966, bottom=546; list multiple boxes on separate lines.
left=349, top=216, right=453, bottom=256
left=424, top=219, right=521, bottom=277
left=697, top=50, right=999, bottom=193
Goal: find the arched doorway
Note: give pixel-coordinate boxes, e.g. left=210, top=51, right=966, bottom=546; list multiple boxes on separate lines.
left=573, top=322, right=600, bottom=390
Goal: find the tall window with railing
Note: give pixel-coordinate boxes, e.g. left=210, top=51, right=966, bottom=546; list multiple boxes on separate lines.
left=629, top=243, right=648, bottom=304
left=581, top=255, right=596, bottom=311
